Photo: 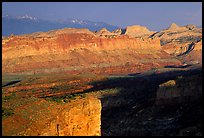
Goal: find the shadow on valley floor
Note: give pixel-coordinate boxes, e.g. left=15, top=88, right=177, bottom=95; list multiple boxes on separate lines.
left=164, top=64, right=192, bottom=68
left=2, top=80, right=21, bottom=87
left=84, top=66, right=202, bottom=136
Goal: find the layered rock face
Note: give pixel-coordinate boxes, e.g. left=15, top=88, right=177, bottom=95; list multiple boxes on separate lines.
left=3, top=97, right=101, bottom=136
left=39, top=98, right=101, bottom=136
left=2, top=27, right=181, bottom=74
left=111, top=28, right=123, bottom=35
left=95, top=28, right=115, bottom=37
left=150, top=23, right=202, bottom=64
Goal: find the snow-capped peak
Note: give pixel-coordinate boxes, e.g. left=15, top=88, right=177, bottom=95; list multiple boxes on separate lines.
left=17, top=14, right=38, bottom=21
left=70, top=19, right=86, bottom=24
left=2, top=14, right=9, bottom=18
left=71, top=19, right=75, bottom=23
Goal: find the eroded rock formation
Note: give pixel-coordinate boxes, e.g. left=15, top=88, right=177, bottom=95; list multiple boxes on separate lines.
left=95, top=28, right=114, bottom=37
left=150, top=23, right=202, bottom=64
left=3, top=97, right=101, bottom=136
left=2, top=27, right=181, bottom=74
left=125, top=25, right=155, bottom=38
left=112, top=28, right=123, bottom=35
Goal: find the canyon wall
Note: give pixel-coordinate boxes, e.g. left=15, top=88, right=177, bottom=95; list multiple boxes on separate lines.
left=2, top=24, right=202, bottom=75
left=3, top=97, right=101, bottom=136
left=2, top=32, right=161, bottom=60
left=3, top=28, right=180, bottom=74
left=40, top=97, right=101, bottom=136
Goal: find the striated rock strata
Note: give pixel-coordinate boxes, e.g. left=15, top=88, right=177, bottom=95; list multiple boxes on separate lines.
left=2, top=27, right=182, bottom=74
left=3, top=97, right=101, bottom=136
left=150, top=23, right=202, bottom=64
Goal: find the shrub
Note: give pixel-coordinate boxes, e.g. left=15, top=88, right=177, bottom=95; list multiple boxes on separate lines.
left=2, top=107, right=14, bottom=117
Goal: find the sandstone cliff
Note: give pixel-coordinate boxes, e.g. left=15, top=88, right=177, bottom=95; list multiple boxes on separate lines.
left=2, top=27, right=181, bottom=74
left=2, top=97, right=101, bottom=136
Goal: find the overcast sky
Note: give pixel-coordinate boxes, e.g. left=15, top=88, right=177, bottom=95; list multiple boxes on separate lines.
left=2, top=2, right=202, bottom=31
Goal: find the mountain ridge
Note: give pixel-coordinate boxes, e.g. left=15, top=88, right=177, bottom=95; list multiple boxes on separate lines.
left=2, top=14, right=119, bottom=36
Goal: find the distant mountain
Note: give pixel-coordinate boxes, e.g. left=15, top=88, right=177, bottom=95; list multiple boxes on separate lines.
left=2, top=15, right=119, bottom=36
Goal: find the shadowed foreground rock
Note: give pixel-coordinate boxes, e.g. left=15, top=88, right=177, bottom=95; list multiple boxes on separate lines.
left=156, top=73, right=202, bottom=105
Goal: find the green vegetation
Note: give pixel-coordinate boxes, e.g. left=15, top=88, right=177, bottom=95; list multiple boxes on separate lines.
left=45, top=93, right=86, bottom=103
left=2, top=107, right=14, bottom=118
left=176, top=76, right=183, bottom=79
left=139, top=58, right=179, bottom=63
left=2, top=74, right=29, bottom=87
left=91, top=88, right=120, bottom=95
left=2, top=92, right=17, bottom=102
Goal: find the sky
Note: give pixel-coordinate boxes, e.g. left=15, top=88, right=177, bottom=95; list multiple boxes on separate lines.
left=2, top=2, right=202, bottom=31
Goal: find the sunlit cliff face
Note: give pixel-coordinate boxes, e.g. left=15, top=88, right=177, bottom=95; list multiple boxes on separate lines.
left=2, top=27, right=184, bottom=75
left=2, top=97, right=101, bottom=136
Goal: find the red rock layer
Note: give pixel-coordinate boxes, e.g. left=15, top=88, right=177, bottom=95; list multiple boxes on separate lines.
left=2, top=29, right=181, bottom=75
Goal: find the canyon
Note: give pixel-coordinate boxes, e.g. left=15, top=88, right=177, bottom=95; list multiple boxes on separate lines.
left=2, top=23, right=202, bottom=136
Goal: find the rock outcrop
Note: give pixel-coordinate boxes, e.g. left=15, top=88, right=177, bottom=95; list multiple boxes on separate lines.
left=167, top=23, right=188, bottom=32
left=184, top=24, right=197, bottom=30
left=95, top=28, right=113, bottom=37
left=2, top=27, right=182, bottom=74
left=156, top=73, right=202, bottom=105
left=150, top=23, right=202, bottom=64
left=95, top=28, right=122, bottom=38
left=125, top=25, right=155, bottom=38
left=32, top=28, right=96, bottom=38
left=2, top=97, right=101, bottom=136
left=111, top=28, right=123, bottom=35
